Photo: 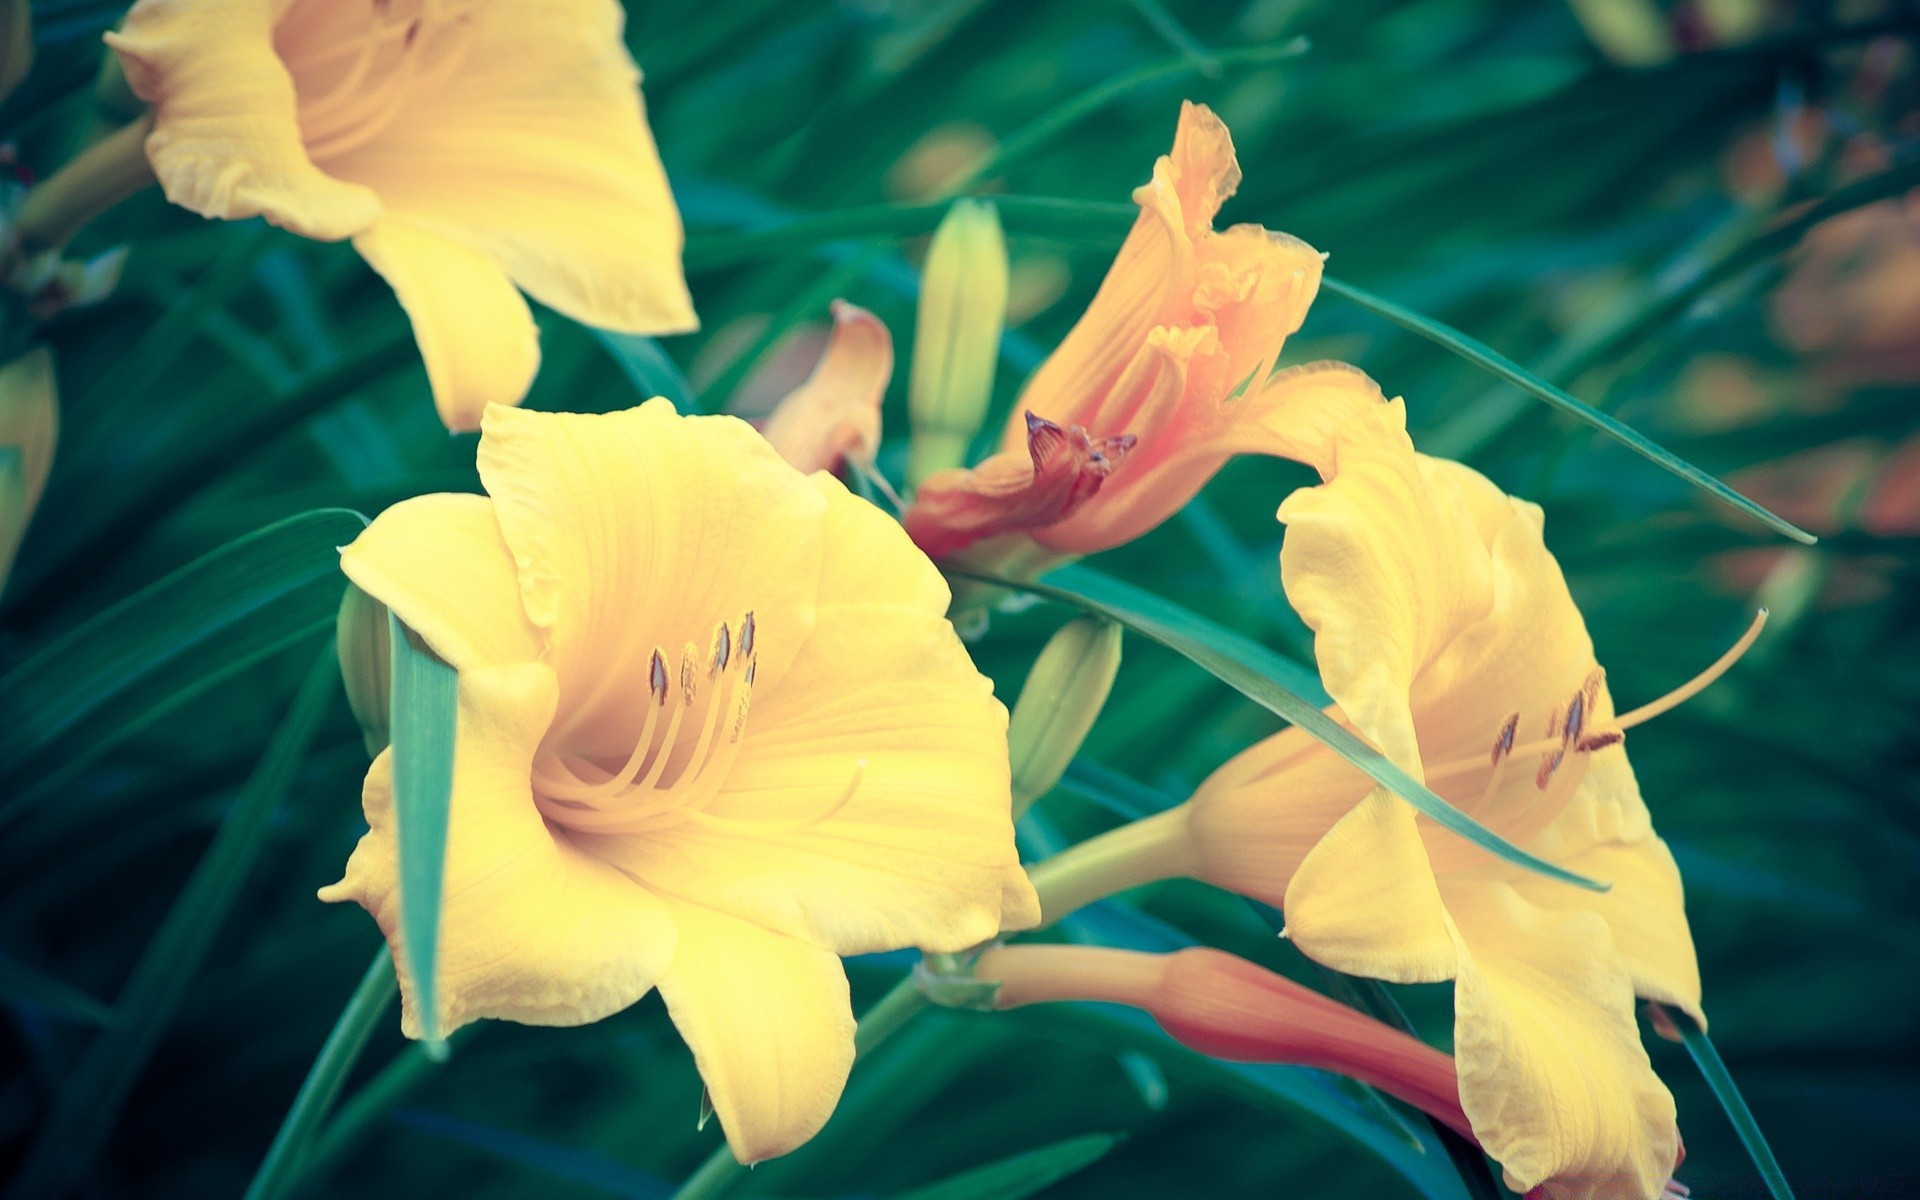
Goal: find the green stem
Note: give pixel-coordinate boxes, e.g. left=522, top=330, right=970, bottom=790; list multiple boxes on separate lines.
left=668, top=977, right=932, bottom=1200
left=1025, top=805, right=1193, bottom=925
left=1676, top=1015, right=1796, bottom=1200
left=242, top=947, right=399, bottom=1200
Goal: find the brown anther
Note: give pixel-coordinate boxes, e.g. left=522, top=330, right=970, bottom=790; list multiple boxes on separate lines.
left=1577, top=730, right=1624, bottom=753
left=679, top=644, right=698, bottom=703
left=1535, top=748, right=1565, bottom=790
left=1490, top=713, right=1520, bottom=764
left=711, top=623, right=732, bottom=677
left=740, top=611, right=756, bottom=659
left=744, top=659, right=757, bottom=688
left=649, top=648, right=669, bottom=705
left=1564, top=690, right=1587, bottom=745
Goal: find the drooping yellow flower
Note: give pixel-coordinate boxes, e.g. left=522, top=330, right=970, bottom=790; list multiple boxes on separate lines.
left=1025, top=378, right=1746, bottom=1199
left=106, top=0, right=696, bottom=431
left=903, top=101, right=1329, bottom=572
left=319, top=400, right=1038, bottom=1163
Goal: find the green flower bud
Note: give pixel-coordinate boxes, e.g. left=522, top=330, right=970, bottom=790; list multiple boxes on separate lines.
left=0, top=347, right=59, bottom=595
left=337, top=583, right=393, bottom=757
left=1007, top=616, right=1122, bottom=818
left=907, top=198, right=1007, bottom=488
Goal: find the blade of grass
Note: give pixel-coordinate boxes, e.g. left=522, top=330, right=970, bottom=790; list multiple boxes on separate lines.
left=892, top=1132, right=1121, bottom=1200
left=0, top=508, right=367, bottom=819
left=683, top=196, right=1132, bottom=271
left=387, top=613, right=458, bottom=1051
left=944, top=39, right=1307, bottom=193
left=965, top=563, right=1607, bottom=892
left=242, top=947, right=399, bottom=1200
left=1669, top=1008, right=1796, bottom=1200
left=1, top=646, right=340, bottom=1200
left=1317, top=276, right=1815, bottom=544
left=0, top=952, right=116, bottom=1027
left=594, top=331, right=700, bottom=412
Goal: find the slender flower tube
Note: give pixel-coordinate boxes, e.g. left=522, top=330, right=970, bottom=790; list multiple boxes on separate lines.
left=320, top=400, right=1038, bottom=1163
left=1022, top=385, right=1749, bottom=1199
left=104, top=0, right=696, bottom=430
left=760, top=300, right=892, bottom=476
left=902, top=101, right=1338, bottom=575
left=976, top=943, right=1473, bottom=1139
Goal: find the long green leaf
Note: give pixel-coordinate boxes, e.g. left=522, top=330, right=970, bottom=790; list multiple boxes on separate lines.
left=1317, top=277, right=1815, bottom=545
left=243, top=947, right=400, bottom=1200
left=2, top=647, right=340, bottom=1200
left=970, top=564, right=1607, bottom=892
left=891, top=1133, right=1121, bottom=1200
left=388, top=613, right=458, bottom=1049
left=1674, top=1011, right=1796, bottom=1200
left=593, top=330, right=700, bottom=412
left=0, top=952, right=116, bottom=1027
left=0, top=508, right=368, bottom=820
left=683, top=196, right=1134, bottom=271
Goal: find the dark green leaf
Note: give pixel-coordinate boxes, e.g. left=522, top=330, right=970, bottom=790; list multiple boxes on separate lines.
left=891, top=1133, right=1121, bottom=1200
left=1672, top=1009, right=1796, bottom=1200
left=594, top=330, right=700, bottom=412
left=242, top=948, right=400, bottom=1200
left=0, top=951, right=116, bottom=1027
left=0, top=508, right=368, bottom=821
left=3, top=648, right=340, bottom=1200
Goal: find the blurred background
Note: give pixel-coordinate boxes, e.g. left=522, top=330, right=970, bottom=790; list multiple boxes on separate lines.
left=2, top=0, right=1917, bottom=1197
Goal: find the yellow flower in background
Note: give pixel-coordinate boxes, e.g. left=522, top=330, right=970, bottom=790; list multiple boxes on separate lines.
left=903, top=101, right=1329, bottom=572
left=106, top=0, right=696, bottom=431
left=320, top=400, right=1038, bottom=1163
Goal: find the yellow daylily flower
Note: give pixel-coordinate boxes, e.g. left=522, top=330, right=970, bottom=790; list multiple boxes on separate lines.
left=319, top=400, right=1039, bottom=1163
left=106, top=0, right=696, bottom=431
left=1025, top=375, right=1747, bottom=1199
left=903, top=101, right=1328, bottom=573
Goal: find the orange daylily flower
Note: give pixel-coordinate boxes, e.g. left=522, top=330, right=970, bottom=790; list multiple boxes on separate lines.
left=903, top=101, right=1330, bottom=573
left=107, top=0, right=696, bottom=431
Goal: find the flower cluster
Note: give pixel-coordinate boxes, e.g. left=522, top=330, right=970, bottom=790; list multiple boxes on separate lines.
left=2, top=8, right=1752, bottom=1198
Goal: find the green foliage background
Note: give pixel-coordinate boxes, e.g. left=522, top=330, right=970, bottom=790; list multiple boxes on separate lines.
left=3, top=1, right=1917, bottom=1197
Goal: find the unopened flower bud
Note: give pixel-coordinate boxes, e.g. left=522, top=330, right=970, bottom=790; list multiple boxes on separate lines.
left=1007, top=616, right=1122, bottom=817
left=907, top=198, right=1007, bottom=488
left=0, top=347, right=58, bottom=593
left=336, top=583, right=392, bottom=757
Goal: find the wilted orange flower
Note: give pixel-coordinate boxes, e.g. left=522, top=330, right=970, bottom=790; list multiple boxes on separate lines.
left=107, top=0, right=696, bottom=431
left=903, top=101, right=1331, bottom=573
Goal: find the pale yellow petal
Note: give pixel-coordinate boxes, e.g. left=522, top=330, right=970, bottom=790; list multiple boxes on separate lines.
left=583, top=598, right=1036, bottom=954
left=320, top=662, right=677, bottom=1037
left=761, top=301, right=891, bottom=474
left=475, top=401, right=827, bottom=754
left=337, top=492, right=540, bottom=671
left=1444, top=874, right=1683, bottom=1200
left=1281, top=789, right=1458, bottom=981
left=1479, top=751, right=1704, bottom=1025
left=352, top=219, right=540, bottom=431
left=107, top=0, right=381, bottom=240
left=653, top=895, right=855, bottom=1164
left=319, top=0, right=695, bottom=335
